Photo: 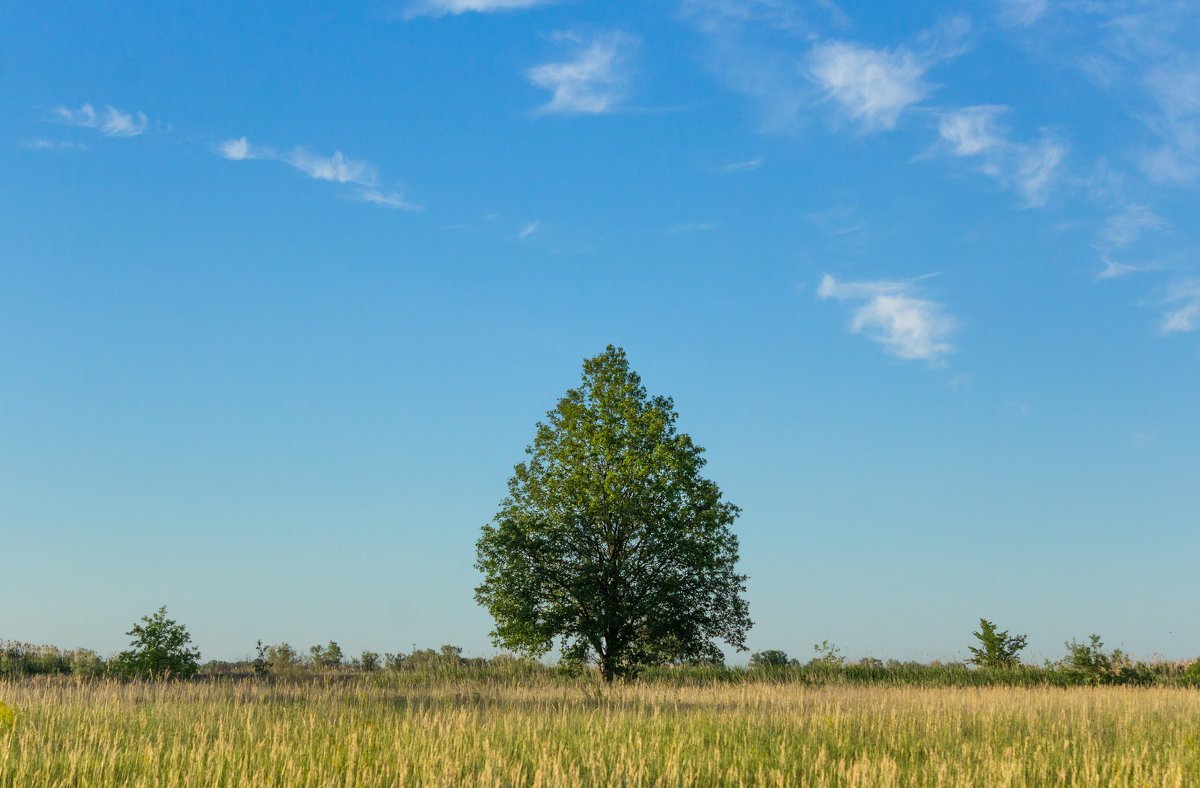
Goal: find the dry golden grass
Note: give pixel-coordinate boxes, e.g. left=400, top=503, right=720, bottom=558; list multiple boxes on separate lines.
left=1, top=676, right=1198, bottom=786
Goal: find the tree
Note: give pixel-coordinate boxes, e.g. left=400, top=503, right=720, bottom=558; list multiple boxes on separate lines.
left=308, top=641, right=343, bottom=668
left=263, top=642, right=299, bottom=675
left=749, top=650, right=790, bottom=669
left=114, top=606, right=200, bottom=679
left=967, top=618, right=1028, bottom=669
left=359, top=650, right=381, bottom=672
left=475, top=346, right=752, bottom=682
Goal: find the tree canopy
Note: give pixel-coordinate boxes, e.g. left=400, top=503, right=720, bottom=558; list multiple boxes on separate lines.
left=114, top=606, right=200, bottom=680
left=475, top=346, right=751, bottom=681
left=967, top=618, right=1028, bottom=669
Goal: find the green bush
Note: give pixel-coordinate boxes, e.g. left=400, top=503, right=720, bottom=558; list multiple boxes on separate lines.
left=1058, top=634, right=1152, bottom=686
left=68, top=649, right=104, bottom=678
left=808, top=640, right=846, bottom=669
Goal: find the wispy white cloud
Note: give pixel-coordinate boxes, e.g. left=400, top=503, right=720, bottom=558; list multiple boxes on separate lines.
left=217, top=136, right=265, bottom=161
left=518, top=220, right=540, bottom=239
left=1046, top=3, right=1200, bottom=184
left=721, top=156, right=764, bottom=173
left=52, top=103, right=148, bottom=137
left=1095, top=256, right=1159, bottom=281
left=995, top=0, right=1047, bottom=28
left=681, top=0, right=813, bottom=33
left=807, top=41, right=928, bottom=132
left=403, top=0, right=552, bottom=19
left=1161, top=280, right=1200, bottom=335
left=805, top=16, right=970, bottom=133
left=527, top=31, right=640, bottom=115
left=1141, top=54, right=1200, bottom=184
left=1098, top=204, right=1168, bottom=249
left=817, top=274, right=956, bottom=362
left=1015, top=135, right=1068, bottom=207
left=217, top=136, right=421, bottom=210
left=938, top=105, right=1007, bottom=156
left=284, top=148, right=378, bottom=186
left=937, top=105, right=1068, bottom=207
left=24, top=138, right=86, bottom=151
left=914, top=14, right=974, bottom=62
left=667, top=221, right=719, bottom=233
left=1089, top=203, right=1169, bottom=280
left=353, top=189, right=424, bottom=211
left=685, top=5, right=966, bottom=134
left=679, top=2, right=826, bottom=131
left=806, top=203, right=865, bottom=236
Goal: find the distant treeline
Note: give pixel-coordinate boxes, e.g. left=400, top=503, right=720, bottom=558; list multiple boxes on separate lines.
left=4, top=638, right=1199, bottom=688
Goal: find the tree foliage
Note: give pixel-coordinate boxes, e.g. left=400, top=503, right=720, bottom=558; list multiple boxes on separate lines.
left=748, top=650, right=791, bottom=669
left=475, top=346, right=752, bottom=682
left=1060, top=634, right=1151, bottom=686
left=114, top=606, right=200, bottom=680
left=967, top=618, right=1028, bottom=669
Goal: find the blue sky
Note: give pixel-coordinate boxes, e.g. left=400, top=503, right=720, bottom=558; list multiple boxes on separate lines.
left=2, top=0, right=1198, bottom=664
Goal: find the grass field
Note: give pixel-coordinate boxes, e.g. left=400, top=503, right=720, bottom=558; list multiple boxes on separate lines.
left=2, top=676, right=1198, bottom=786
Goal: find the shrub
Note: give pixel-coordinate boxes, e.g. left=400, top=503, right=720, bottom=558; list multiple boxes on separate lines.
left=68, top=649, right=104, bottom=678
left=808, top=640, right=845, bottom=669
left=1059, top=634, right=1151, bottom=686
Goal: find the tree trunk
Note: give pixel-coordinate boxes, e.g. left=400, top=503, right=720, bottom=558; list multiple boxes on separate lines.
left=600, top=654, right=615, bottom=683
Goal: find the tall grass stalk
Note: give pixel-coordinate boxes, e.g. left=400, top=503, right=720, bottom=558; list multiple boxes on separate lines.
left=2, top=675, right=1198, bottom=785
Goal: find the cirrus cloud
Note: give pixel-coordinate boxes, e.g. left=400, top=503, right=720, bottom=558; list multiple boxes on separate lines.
left=52, top=103, right=148, bottom=137
left=817, top=274, right=957, bottom=363
left=403, top=0, right=552, bottom=19
left=937, top=105, right=1068, bottom=207
left=527, top=31, right=640, bottom=115
left=808, top=41, right=928, bottom=132
left=217, top=136, right=421, bottom=211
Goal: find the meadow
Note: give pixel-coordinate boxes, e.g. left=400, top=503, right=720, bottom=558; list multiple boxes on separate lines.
left=2, top=673, right=1198, bottom=786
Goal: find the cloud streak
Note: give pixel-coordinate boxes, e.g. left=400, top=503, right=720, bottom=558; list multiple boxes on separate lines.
left=52, top=103, right=148, bottom=137
left=667, top=222, right=719, bottom=234
left=1098, top=204, right=1168, bottom=250
left=808, top=41, right=928, bottom=132
left=995, top=0, right=1047, bottom=28
left=403, top=0, right=552, bottom=18
left=937, top=105, right=1068, bottom=207
left=684, top=7, right=967, bottom=134
left=217, top=136, right=421, bottom=210
left=527, top=31, right=640, bottom=115
left=721, top=156, right=764, bottom=173
left=1161, top=280, right=1200, bottom=335
left=817, top=274, right=956, bottom=363
left=24, top=138, right=86, bottom=151
left=1142, top=54, right=1200, bottom=184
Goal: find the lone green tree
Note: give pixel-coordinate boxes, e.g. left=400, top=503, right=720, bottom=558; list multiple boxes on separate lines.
left=967, top=618, right=1028, bottom=669
left=115, top=606, right=200, bottom=679
left=475, top=346, right=752, bottom=682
